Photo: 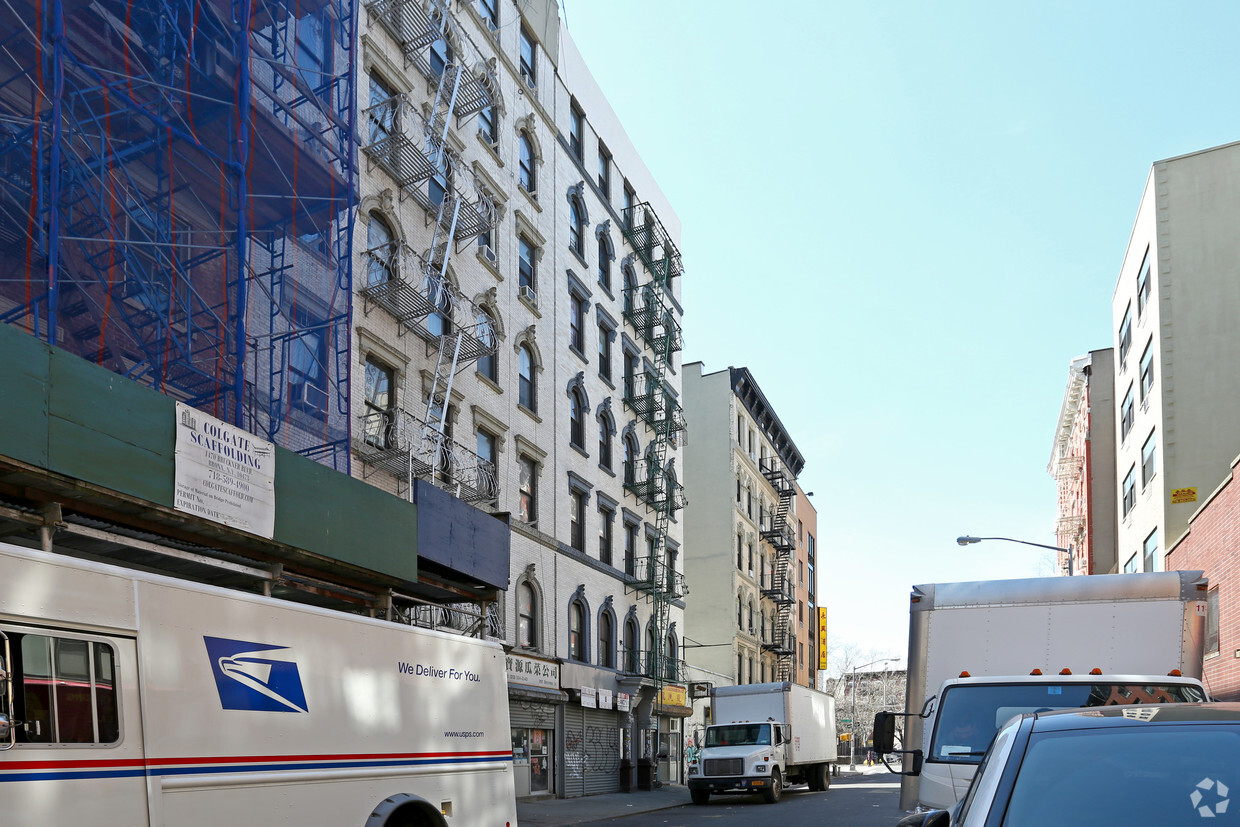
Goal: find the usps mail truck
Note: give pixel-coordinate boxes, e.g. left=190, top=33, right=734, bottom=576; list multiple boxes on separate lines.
left=0, top=541, right=517, bottom=826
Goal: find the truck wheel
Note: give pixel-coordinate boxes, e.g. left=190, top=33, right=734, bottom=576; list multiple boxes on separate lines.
left=762, top=769, right=783, bottom=803
left=821, top=764, right=831, bottom=790
left=691, top=789, right=710, bottom=806
left=806, top=767, right=821, bottom=792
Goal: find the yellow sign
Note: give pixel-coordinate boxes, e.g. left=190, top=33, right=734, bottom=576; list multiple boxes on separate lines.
left=658, top=684, right=687, bottom=707
left=818, top=607, right=829, bottom=670
left=839, top=733, right=851, bottom=741
left=1172, top=487, right=1198, bottom=504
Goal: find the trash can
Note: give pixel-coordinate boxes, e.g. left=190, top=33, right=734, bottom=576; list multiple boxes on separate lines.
left=637, top=758, right=654, bottom=791
left=619, top=760, right=633, bottom=792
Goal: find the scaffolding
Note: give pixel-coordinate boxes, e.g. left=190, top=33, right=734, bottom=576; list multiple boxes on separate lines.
left=0, top=0, right=357, bottom=469
left=621, top=201, right=687, bottom=723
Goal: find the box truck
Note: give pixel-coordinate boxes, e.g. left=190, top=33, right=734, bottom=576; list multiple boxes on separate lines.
left=0, top=541, right=517, bottom=826
left=687, top=681, right=836, bottom=805
left=875, top=571, right=1209, bottom=812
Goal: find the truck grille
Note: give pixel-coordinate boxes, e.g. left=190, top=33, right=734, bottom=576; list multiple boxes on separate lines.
left=703, top=758, right=743, bottom=776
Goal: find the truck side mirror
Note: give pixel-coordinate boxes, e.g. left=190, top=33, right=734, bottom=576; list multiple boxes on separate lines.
left=873, top=711, right=896, bottom=753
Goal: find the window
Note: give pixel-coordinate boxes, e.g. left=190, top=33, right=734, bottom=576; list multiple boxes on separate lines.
left=518, top=235, right=536, bottom=289
left=1122, top=465, right=1136, bottom=516
left=569, top=103, right=584, bottom=160
left=598, top=144, right=612, bottom=197
left=1141, top=430, right=1157, bottom=488
left=517, top=581, right=537, bottom=648
left=569, top=601, right=586, bottom=661
left=569, top=387, right=586, bottom=449
left=598, top=611, right=614, bottom=668
left=598, top=504, right=614, bottom=565
left=518, top=456, right=537, bottom=524
left=428, top=147, right=449, bottom=208
left=363, top=358, right=394, bottom=448
left=569, top=293, right=586, bottom=353
left=518, top=345, right=536, bottom=411
left=598, top=413, right=613, bottom=470
left=622, top=265, right=637, bottom=314
left=9, top=633, right=119, bottom=744
left=519, top=26, right=536, bottom=87
left=1121, top=384, right=1135, bottom=441
left=477, top=0, right=498, bottom=30
left=597, top=320, right=613, bottom=381
left=598, top=235, right=611, bottom=290
left=569, top=197, right=584, bottom=256
left=570, top=488, right=586, bottom=552
left=623, top=349, right=638, bottom=399
left=518, top=132, right=535, bottom=194
left=288, top=303, right=328, bottom=417
left=747, top=542, right=754, bottom=573
left=736, top=593, right=744, bottom=628
left=295, top=10, right=332, bottom=98
left=425, top=275, right=451, bottom=338
left=429, top=32, right=452, bottom=78
left=367, top=72, right=397, bottom=146
left=1143, top=528, right=1157, bottom=573
left=623, top=182, right=635, bottom=228
left=477, top=105, right=498, bottom=147
left=624, top=617, right=639, bottom=672
left=1137, top=250, right=1151, bottom=317
left=747, top=600, right=754, bottom=634
left=365, top=212, right=395, bottom=287
left=1207, top=588, right=1220, bottom=655
left=1124, top=553, right=1138, bottom=573
left=623, top=433, right=638, bottom=487
left=1118, top=304, right=1132, bottom=364
left=737, top=533, right=744, bottom=569
left=476, top=308, right=498, bottom=382
left=624, top=520, right=638, bottom=576
left=1139, top=340, right=1154, bottom=404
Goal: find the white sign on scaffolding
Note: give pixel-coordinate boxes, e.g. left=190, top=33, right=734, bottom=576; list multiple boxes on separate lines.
left=173, top=402, right=275, bottom=538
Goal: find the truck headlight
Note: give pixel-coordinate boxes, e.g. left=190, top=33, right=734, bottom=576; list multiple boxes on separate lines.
left=753, top=763, right=768, bottom=774
left=688, top=763, right=700, bottom=776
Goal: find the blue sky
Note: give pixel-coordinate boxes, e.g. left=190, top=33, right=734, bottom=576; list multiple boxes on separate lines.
left=563, top=1, right=1240, bottom=662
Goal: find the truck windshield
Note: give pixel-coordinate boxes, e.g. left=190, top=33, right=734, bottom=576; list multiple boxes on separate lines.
left=705, top=724, right=771, bottom=747
left=930, top=682, right=1206, bottom=764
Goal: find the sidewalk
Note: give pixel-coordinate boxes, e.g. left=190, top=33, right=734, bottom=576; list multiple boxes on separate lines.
left=515, top=766, right=889, bottom=826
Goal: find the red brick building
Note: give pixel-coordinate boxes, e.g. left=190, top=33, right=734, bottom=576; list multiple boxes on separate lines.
left=1166, top=454, right=1240, bottom=700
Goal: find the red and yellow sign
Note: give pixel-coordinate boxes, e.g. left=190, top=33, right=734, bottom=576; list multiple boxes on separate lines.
left=1172, top=487, right=1198, bottom=505
left=658, top=684, right=687, bottom=707
left=817, top=607, right=829, bottom=670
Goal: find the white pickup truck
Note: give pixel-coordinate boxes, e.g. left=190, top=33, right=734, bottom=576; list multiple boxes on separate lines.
left=688, top=682, right=837, bottom=804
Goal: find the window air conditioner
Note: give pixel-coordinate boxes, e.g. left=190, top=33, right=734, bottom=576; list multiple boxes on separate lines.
left=478, top=243, right=497, bottom=264
left=519, top=285, right=538, bottom=305
left=291, top=381, right=328, bottom=414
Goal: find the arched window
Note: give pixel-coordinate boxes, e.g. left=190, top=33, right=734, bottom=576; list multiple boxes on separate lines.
left=518, top=345, right=535, bottom=411
left=665, top=631, right=678, bottom=680
left=598, top=234, right=611, bottom=289
left=624, top=616, right=639, bottom=673
left=425, top=275, right=452, bottom=338
left=476, top=308, right=498, bottom=382
left=760, top=607, right=767, bottom=641
left=747, top=600, right=755, bottom=634
left=622, top=265, right=638, bottom=314
left=598, top=611, right=615, bottom=669
left=569, top=387, right=586, bottom=449
left=623, top=433, right=638, bottom=486
left=598, top=411, right=614, bottom=470
left=430, top=33, right=452, bottom=78
left=736, top=592, right=744, bottom=629
left=517, top=581, right=537, bottom=648
left=569, top=600, right=586, bottom=661
left=569, top=197, right=584, bottom=256
left=519, top=132, right=535, bottom=193
left=645, top=625, right=657, bottom=677
left=366, top=212, right=395, bottom=287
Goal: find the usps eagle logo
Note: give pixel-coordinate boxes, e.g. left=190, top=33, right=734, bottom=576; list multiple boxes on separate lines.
left=203, top=636, right=308, bottom=713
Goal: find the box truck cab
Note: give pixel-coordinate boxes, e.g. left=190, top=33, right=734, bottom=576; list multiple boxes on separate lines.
left=875, top=571, right=1209, bottom=812
left=688, top=682, right=836, bottom=805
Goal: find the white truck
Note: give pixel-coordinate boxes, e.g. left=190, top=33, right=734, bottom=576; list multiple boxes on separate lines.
left=0, top=541, right=518, bottom=827
left=874, top=571, right=1209, bottom=812
left=687, top=681, right=837, bottom=805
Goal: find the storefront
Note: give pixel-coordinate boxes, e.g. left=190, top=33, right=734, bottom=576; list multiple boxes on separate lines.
left=507, top=653, right=566, bottom=798
left=656, top=684, right=694, bottom=785
left=562, top=686, right=629, bottom=796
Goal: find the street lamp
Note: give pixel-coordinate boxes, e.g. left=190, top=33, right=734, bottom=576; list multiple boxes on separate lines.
left=850, top=657, right=897, bottom=771
left=956, top=535, right=1076, bottom=575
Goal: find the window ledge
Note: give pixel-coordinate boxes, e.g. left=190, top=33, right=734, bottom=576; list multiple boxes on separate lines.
left=519, top=291, right=542, bottom=318
left=518, top=403, right=542, bottom=424
left=597, top=464, right=616, bottom=478
left=598, top=374, right=615, bottom=391
left=571, top=443, right=590, bottom=460
left=569, top=346, right=589, bottom=365
left=476, top=371, right=503, bottom=394
left=519, top=184, right=541, bottom=212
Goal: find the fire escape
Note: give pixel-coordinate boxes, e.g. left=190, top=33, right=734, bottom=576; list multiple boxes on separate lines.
left=1054, top=454, right=1085, bottom=573
left=759, top=456, right=796, bottom=680
left=354, top=0, right=501, bottom=504
left=622, top=203, right=687, bottom=695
